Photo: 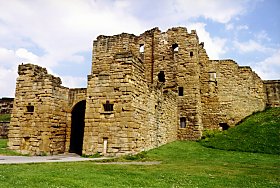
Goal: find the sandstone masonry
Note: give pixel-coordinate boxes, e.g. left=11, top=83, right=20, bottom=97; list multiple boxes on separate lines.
left=8, top=27, right=279, bottom=156
left=0, top=97, right=14, bottom=138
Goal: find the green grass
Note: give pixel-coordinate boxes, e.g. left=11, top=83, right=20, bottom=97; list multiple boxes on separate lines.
left=200, top=107, right=280, bottom=154
left=0, top=141, right=279, bottom=187
left=0, top=114, right=11, bottom=122
left=0, top=139, right=21, bottom=156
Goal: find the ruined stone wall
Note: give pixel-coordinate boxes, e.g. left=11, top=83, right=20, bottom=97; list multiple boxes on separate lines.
left=8, top=64, right=70, bottom=155
left=0, top=98, right=13, bottom=138
left=264, top=80, right=280, bottom=107
left=0, top=98, right=14, bottom=114
left=0, top=122, right=9, bottom=138
left=200, top=60, right=266, bottom=129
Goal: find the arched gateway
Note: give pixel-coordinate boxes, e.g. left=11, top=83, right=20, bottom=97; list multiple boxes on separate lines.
left=69, top=100, right=86, bottom=155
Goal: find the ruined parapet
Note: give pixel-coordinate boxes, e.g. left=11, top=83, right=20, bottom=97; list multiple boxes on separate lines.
left=264, top=80, right=280, bottom=107
left=8, top=64, right=70, bottom=155
left=201, top=60, right=267, bottom=129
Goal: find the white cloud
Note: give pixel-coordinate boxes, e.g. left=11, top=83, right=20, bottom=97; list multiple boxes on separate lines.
left=0, top=67, right=17, bottom=97
left=15, top=48, right=39, bottom=63
left=225, top=23, right=234, bottom=30
left=236, top=25, right=249, bottom=30
left=0, top=48, right=18, bottom=97
left=233, top=40, right=271, bottom=53
left=225, top=23, right=248, bottom=31
left=253, top=49, right=280, bottom=80
left=254, top=30, right=271, bottom=42
left=0, top=0, right=144, bottom=68
left=187, top=22, right=227, bottom=59
left=173, top=0, right=248, bottom=23
left=60, top=76, right=87, bottom=88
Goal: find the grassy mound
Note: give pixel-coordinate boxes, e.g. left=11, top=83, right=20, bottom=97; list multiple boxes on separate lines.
left=200, top=107, right=280, bottom=154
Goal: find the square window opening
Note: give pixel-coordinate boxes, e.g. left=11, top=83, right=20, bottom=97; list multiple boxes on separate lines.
left=103, top=101, right=114, bottom=111
left=27, top=105, right=34, bottom=113
left=180, top=117, right=186, bottom=128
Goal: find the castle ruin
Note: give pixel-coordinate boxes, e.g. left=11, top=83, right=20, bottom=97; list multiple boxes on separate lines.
left=8, top=27, right=280, bottom=156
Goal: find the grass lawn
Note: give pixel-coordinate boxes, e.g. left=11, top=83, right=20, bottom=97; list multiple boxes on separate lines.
left=0, top=141, right=279, bottom=188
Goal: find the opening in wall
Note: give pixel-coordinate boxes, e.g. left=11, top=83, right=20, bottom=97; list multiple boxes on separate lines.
left=26, top=104, right=34, bottom=113
left=158, top=71, right=165, bottom=82
left=139, top=44, right=144, bottom=53
left=172, top=43, right=179, bottom=52
left=178, top=87, right=184, bottom=96
left=190, top=51, right=193, bottom=57
left=103, top=101, right=114, bottom=111
left=219, top=123, right=229, bottom=130
left=209, top=72, right=217, bottom=82
left=180, top=117, right=186, bottom=128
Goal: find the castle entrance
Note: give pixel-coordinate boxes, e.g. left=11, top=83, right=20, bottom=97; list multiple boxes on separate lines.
left=69, top=100, right=86, bottom=155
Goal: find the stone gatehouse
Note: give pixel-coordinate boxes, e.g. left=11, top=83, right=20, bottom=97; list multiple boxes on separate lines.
left=8, top=27, right=279, bottom=156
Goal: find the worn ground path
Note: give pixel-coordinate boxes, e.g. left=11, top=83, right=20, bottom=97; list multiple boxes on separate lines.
left=0, top=153, right=110, bottom=164
left=0, top=154, right=161, bottom=165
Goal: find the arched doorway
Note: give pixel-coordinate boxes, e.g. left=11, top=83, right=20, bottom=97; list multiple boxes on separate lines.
left=69, top=100, right=86, bottom=155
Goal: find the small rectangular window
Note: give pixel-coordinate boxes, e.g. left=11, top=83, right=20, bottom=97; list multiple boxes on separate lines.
left=178, top=87, right=184, bottom=96
left=209, top=72, right=217, bottom=81
left=27, top=105, right=34, bottom=113
left=172, top=43, right=179, bottom=52
left=103, top=101, right=114, bottom=111
left=158, top=71, right=165, bottom=82
left=139, top=44, right=144, bottom=53
left=180, top=117, right=186, bottom=128
left=190, top=51, right=193, bottom=57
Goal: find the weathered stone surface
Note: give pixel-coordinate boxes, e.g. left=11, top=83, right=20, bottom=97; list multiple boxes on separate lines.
left=264, top=80, right=280, bottom=107
left=0, top=98, right=13, bottom=114
left=8, top=27, right=279, bottom=156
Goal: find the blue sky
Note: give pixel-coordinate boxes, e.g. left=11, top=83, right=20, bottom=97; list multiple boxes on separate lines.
left=0, top=0, right=279, bottom=97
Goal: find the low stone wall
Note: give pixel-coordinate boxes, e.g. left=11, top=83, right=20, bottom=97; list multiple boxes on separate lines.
left=0, top=122, right=9, bottom=138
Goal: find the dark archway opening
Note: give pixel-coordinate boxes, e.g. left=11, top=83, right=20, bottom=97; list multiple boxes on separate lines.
left=219, top=123, right=230, bottom=131
left=69, top=100, right=86, bottom=155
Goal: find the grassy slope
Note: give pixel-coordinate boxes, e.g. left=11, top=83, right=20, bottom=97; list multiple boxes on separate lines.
left=200, top=107, right=280, bottom=154
left=0, top=141, right=279, bottom=188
